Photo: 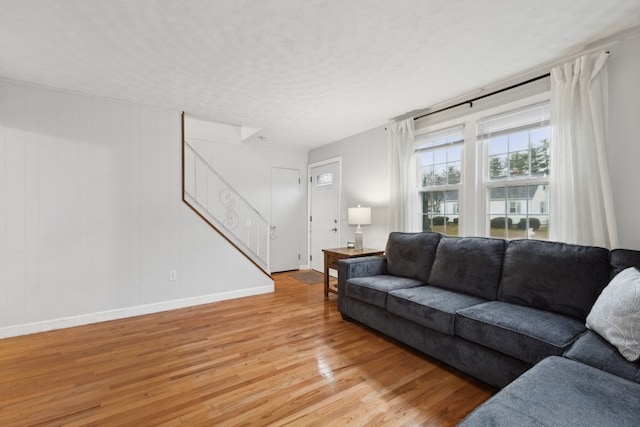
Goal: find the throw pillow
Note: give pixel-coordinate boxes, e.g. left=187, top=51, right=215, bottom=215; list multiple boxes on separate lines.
left=586, top=267, right=640, bottom=362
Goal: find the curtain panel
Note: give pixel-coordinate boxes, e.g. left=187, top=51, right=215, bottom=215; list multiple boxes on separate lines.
left=387, top=119, right=415, bottom=232
left=549, top=51, right=619, bottom=248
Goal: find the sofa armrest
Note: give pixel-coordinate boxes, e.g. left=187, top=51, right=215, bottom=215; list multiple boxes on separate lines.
left=336, top=256, right=387, bottom=294
left=564, top=330, right=640, bottom=384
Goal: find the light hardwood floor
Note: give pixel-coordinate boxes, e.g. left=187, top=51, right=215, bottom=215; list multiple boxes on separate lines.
left=0, top=272, right=495, bottom=426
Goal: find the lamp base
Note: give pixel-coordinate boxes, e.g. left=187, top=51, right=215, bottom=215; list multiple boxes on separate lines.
left=354, top=227, right=364, bottom=251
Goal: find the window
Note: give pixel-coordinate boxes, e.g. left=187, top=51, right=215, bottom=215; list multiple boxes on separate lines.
left=415, top=125, right=464, bottom=236
left=315, top=173, right=333, bottom=187
left=479, top=102, right=550, bottom=240
left=413, top=93, right=551, bottom=240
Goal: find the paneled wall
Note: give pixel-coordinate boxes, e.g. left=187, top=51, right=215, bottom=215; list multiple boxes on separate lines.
left=0, top=80, right=273, bottom=336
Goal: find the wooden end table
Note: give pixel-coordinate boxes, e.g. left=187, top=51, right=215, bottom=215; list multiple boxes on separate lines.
left=322, top=247, right=384, bottom=297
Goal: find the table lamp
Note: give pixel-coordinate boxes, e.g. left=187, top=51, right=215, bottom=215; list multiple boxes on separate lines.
left=348, top=205, right=371, bottom=250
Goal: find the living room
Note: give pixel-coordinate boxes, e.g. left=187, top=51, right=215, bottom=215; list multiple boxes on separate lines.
left=1, top=1, right=640, bottom=425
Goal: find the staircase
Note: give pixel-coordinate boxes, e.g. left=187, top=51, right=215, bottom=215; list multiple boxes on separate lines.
left=181, top=114, right=270, bottom=276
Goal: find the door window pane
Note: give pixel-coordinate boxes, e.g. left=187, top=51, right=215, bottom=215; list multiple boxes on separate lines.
left=316, top=173, right=333, bottom=187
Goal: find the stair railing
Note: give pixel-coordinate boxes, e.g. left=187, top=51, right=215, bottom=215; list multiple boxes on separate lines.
left=182, top=117, right=270, bottom=276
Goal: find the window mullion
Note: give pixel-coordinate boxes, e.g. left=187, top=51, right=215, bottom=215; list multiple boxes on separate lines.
left=462, top=120, right=478, bottom=237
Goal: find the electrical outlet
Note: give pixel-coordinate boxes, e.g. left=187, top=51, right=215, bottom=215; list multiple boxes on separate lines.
left=169, top=270, right=177, bottom=281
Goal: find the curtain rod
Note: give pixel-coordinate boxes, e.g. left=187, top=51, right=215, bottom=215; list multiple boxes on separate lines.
left=413, top=50, right=611, bottom=122
left=413, top=73, right=550, bottom=121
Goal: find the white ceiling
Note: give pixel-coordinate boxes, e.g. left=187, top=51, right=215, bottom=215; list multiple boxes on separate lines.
left=1, top=1, right=639, bottom=149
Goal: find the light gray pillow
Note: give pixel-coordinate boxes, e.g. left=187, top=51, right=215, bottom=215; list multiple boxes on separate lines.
left=586, top=267, right=640, bottom=362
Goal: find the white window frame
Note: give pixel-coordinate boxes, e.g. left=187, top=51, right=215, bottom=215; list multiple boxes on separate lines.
left=413, top=91, right=550, bottom=237
left=415, top=125, right=464, bottom=235
left=480, top=101, right=551, bottom=240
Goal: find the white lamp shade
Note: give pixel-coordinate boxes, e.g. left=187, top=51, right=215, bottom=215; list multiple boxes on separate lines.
left=348, top=206, right=371, bottom=226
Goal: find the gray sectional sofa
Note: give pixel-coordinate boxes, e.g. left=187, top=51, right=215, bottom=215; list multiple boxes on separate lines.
left=337, top=232, right=640, bottom=425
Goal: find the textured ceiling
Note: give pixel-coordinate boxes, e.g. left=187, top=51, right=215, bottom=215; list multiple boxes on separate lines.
left=1, top=0, right=639, bottom=149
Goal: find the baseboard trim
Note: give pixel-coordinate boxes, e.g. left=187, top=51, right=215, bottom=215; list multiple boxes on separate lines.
left=0, top=285, right=274, bottom=339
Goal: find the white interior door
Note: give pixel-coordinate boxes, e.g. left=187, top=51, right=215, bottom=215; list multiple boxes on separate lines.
left=270, top=167, right=301, bottom=273
left=309, top=160, right=340, bottom=272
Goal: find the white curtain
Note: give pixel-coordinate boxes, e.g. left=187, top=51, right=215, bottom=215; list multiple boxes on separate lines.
left=549, top=51, right=619, bottom=248
left=388, top=118, right=415, bottom=232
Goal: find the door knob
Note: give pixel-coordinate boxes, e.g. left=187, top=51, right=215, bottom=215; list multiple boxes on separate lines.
left=330, top=227, right=338, bottom=232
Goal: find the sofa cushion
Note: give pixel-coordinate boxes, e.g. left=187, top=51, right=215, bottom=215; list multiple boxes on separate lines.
left=385, top=232, right=441, bottom=283
left=498, top=239, right=610, bottom=320
left=345, top=275, right=424, bottom=308
left=455, top=301, right=585, bottom=365
left=564, top=330, right=640, bottom=384
left=459, top=356, right=640, bottom=427
left=428, top=236, right=506, bottom=300
left=387, top=286, right=486, bottom=335
left=611, top=248, right=640, bottom=278
left=586, top=267, right=640, bottom=362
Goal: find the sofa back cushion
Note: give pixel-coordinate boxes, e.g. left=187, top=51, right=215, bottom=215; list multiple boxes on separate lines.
left=385, top=232, right=442, bottom=283
left=498, top=239, right=610, bottom=320
left=429, top=236, right=506, bottom=300
left=610, top=248, right=640, bottom=278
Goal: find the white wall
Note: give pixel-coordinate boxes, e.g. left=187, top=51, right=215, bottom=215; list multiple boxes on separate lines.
left=607, top=33, right=640, bottom=250
left=0, top=80, right=273, bottom=337
left=309, top=32, right=640, bottom=251
left=308, top=126, right=390, bottom=251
